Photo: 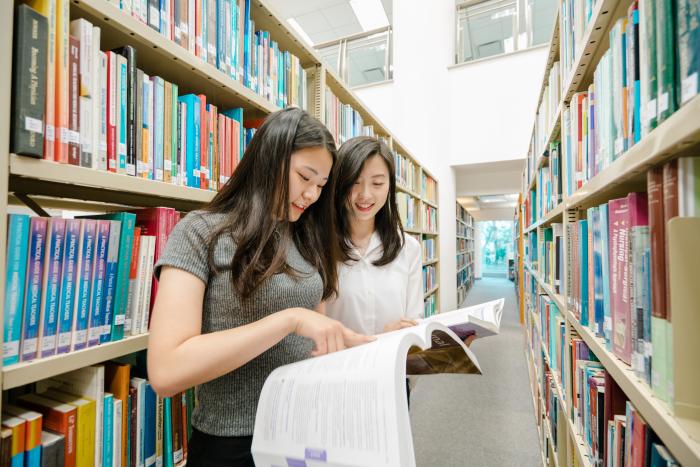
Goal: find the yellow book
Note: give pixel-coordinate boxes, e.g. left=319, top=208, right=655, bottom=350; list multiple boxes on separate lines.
left=54, top=0, right=69, bottom=163
left=23, top=0, right=57, bottom=161
left=42, top=389, right=95, bottom=467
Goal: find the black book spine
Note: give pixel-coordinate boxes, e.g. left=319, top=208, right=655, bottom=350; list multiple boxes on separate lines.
left=11, top=4, right=47, bottom=158
left=113, top=46, right=137, bottom=176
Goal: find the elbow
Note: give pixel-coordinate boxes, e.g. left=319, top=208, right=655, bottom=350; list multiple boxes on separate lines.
left=147, top=353, right=185, bottom=398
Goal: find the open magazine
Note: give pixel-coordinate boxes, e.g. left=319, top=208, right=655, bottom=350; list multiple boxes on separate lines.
left=251, top=298, right=505, bottom=467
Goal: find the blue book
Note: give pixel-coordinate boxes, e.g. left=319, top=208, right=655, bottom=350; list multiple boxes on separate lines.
left=579, top=219, right=589, bottom=326
left=84, top=212, right=136, bottom=341
left=72, top=220, right=97, bottom=351
left=590, top=207, right=605, bottom=337
left=599, top=203, right=612, bottom=349
left=87, top=220, right=111, bottom=347
left=100, top=220, right=122, bottom=343
left=153, top=76, right=165, bottom=181
left=222, top=107, right=243, bottom=159
left=119, top=58, right=128, bottom=172
left=163, top=397, right=173, bottom=467
left=178, top=94, right=200, bottom=188
left=39, top=218, right=66, bottom=358
left=216, top=0, right=225, bottom=73
left=232, top=0, right=240, bottom=80
left=207, top=103, right=214, bottom=189
left=56, top=219, right=81, bottom=354
left=103, top=393, right=114, bottom=467
left=3, top=214, right=30, bottom=366
left=642, top=247, right=652, bottom=385
left=244, top=0, right=251, bottom=88
left=20, top=217, right=48, bottom=362
left=144, top=383, right=157, bottom=467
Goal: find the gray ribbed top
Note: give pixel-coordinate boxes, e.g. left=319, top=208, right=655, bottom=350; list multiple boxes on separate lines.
left=154, top=210, right=321, bottom=436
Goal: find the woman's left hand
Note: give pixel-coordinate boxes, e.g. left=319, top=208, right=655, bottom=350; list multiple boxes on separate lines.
left=383, top=318, right=419, bottom=332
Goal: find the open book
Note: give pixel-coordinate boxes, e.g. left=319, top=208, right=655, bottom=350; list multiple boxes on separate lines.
left=420, top=298, right=505, bottom=340
left=251, top=298, right=505, bottom=467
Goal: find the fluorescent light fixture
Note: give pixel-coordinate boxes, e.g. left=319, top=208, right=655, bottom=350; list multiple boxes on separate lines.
left=478, top=195, right=507, bottom=203
left=287, top=18, right=315, bottom=47
left=350, top=0, right=389, bottom=31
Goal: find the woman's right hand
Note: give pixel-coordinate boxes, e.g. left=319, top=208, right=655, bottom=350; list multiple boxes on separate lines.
left=284, top=308, right=375, bottom=356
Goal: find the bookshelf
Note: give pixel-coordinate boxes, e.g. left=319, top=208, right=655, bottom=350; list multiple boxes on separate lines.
left=456, top=203, right=475, bottom=306
left=520, top=2, right=700, bottom=467
left=0, top=0, right=441, bottom=458
left=514, top=193, right=524, bottom=323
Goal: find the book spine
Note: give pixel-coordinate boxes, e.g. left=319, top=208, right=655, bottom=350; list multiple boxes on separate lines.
left=113, top=399, right=122, bottom=467
left=3, top=214, right=30, bottom=366
left=71, top=219, right=96, bottom=351
left=10, top=5, right=47, bottom=157
left=140, top=237, right=157, bottom=333
left=163, top=398, right=173, bottom=467
left=144, top=384, right=156, bottom=467
left=155, top=395, right=163, bottom=467
left=56, top=218, right=80, bottom=354
left=68, top=36, right=80, bottom=165
left=55, top=0, right=70, bottom=163
left=163, top=81, right=172, bottom=184
left=107, top=52, right=117, bottom=172
left=99, top=50, right=109, bottom=170
left=20, top=217, right=48, bottom=362
left=147, top=77, right=155, bottom=179
left=154, top=77, right=165, bottom=181
left=87, top=220, right=111, bottom=347
left=124, top=228, right=141, bottom=336
left=29, top=0, right=57, bottom=161
left=125, top=47, right=138, bottom=176
left=609, top=197, right=632, bottom=365
left=91, top=26, right=102, bottom=169
left=70, top=19, right=92, bottom=97
left=170, top=83, right=179, bottom=183
left=198, top=94, right=207, bottom=189
left=103, top=394, right=114, bottom=467
left=140, top=73, right=150, bottom=178
left=639, top=0, right=658, bottom=136
left=117, top=54, right=128, bottom=174
left=135, top=68, right=144, bottom=179
left=100, top=220, right=122, bottom=344
left=39, top=218, right=66, bottom=358
left=677, top=0, right=700, bottom=105
left=79, top=95, right=93, bottom=167
left=655, top=0, right=677, bottom=123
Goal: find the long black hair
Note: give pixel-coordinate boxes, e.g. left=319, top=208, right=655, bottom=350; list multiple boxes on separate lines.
left=205, top=107, right=339, bottom=300
left=333, top=136, right=404, bottom=266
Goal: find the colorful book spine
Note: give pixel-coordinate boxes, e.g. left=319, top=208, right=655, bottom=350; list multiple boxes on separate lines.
left=677, top=0, right=700, bottom=105
left=2, top=415, right=26, bottom=467
left=100, top=220, right=122, bottom=344
left=153, top=76, right=165, bottom=181
left=103, top=394, right=114, bottom=467
left=178, top=94, right=200, bottom=188
left=57, top=218, right=81, bottom=353
left=71, top=219, right=96, bottom=351
left=3, top=214, right=30, bottom=366
left=116, top=53, right=128, bottom=174
left=87, top=221, right=111, bottom=347
left=55, top=0, right=70, bottom=164
left=39, top=218, right=66, bottom=358
left=20, top=217, right=48, bottom=362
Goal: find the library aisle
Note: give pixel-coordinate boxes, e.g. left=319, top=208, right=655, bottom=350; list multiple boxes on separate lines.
left=410, top=277, right=541, bottom=467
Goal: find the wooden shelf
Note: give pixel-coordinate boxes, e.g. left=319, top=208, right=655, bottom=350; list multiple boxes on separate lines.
left=404, top=227, right=422, bottom=234
left=423, top=230, right=439, bottom=236
left=423, top=285, right=439, bottom=299
left=9, top=154, right=214, bottom=211
left=422, top=199, right=438, bottom=209
left=524, top=201, right=566, bottom=233
left=566, top=95, right=700, bottom=210
left=3, top=334, right=149, bottom=390
left=567, top=311, right=700, bottom=467
left=396, top=184, right=422, bottom=199
left=423, top=258, right=439, bottom=266
left=72, top=0, right=276, bottom=117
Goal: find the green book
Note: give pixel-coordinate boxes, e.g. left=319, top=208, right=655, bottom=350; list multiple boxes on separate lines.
left=640, top=0, right=658, bottom=136
left=10, top=4, right=48, bottom=157
left=655, top=0, right=678, bottom=123
left=677, top=0, right=700, bottom=106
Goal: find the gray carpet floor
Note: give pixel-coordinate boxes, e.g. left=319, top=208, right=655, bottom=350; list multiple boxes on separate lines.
left=410, top=277, right=542, bottom=467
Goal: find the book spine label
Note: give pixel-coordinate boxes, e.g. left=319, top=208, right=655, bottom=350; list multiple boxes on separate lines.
left=56, top=218, right=81, bottom=354
left=21, top=217, right=48, bottom=361
left=72, top=219, right=96, bottom=351
left=40, top=218, right=66, bottom=358
left=87, top=220, right=110, bottom=347
left=3, top=214, right=30, bottom=365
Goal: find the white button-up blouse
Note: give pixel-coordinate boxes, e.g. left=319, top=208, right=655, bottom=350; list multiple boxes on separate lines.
left=325, top=231, right=423, bottom=335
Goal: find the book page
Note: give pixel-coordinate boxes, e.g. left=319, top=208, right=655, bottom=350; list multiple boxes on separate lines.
left=420, top=298, right=505, bottom=339
left=252, top=332, right=421, bottom=467
left=404, top=323, right=483, bottom=376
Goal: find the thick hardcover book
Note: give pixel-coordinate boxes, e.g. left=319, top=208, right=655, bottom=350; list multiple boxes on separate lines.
left=11, top=4, right=47, bottom=157
left=609, top=196, right=631, bottom=365
left=655, top=0, right=678, bottom=123
left=40, top=430, right=64, bottom=467
left=21, top=217, right=48, bottom=362
left=17, top=393, right=77, bottom=467
left=105, top=362, right=131, bottom=467
left=56, top=219, right=80, bottom=354
left=677, top=0, right=700, bottom=105
left=113, top=46, right=138, bottom=176
left=3, top=405, right=42, bottom=467
left=68, top=36, right=80, bottom=166
left=3, top=214, right=31, bottom=366
left=39, top=218, right=66, bottom=358
left=71, top=220, right=96, bottom=351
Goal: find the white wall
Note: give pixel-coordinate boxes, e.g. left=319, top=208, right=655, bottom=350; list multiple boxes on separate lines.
left=353, top=0, right=548, bottom=310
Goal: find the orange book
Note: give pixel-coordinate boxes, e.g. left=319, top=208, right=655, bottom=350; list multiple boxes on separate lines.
left=1, top=415, right=26, bottom=466
left=4, top=405, right=43, bottom=467
left=105, top=362, right=131, bottom=467
left=54, top=0, right=70, bottom=163
left=231, top=117, right=241, bottom=169
left=17, top=393, right=77, bottom=467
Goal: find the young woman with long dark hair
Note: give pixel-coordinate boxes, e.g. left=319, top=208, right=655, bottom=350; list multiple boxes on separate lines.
left=147, top=108, right=373, bottom=466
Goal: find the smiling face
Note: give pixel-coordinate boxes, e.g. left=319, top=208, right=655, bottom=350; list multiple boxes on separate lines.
left=288, top=146, right=334, bottom=222
left=347, top=154, right=391, bottom=224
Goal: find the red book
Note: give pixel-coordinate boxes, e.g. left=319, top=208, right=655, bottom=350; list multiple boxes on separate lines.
left=631, top=409, right=647, bottom=467
left=647, top=167, right=666, bottom=320
left=662, top=160, right=678, bottom=321
left=608, top=196, right=632, bottom=364
left=17, top=393, right=77, bottom=467
left=231, top=117, right=241, bottom=171
left=602, top=372, right=627, bottom=465
left=68, top=36, right=80, bottom=166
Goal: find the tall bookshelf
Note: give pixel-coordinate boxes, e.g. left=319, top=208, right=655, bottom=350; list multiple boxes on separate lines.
left=520, top=3, right=700, bottom=467
left=0, top=0, right=439, bottom=444
left=514, top=193, right=524, bottom=324
left=456, top=203, right=475, bottom=306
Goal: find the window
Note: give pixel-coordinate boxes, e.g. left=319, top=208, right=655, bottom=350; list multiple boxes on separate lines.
left=478, top=220, right=514, bottom=277
left=317, top=27, right=393, bottom=88
left=456, top=0, right=557, bottom=64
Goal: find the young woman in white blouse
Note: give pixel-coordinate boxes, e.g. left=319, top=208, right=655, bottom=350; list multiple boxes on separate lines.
left=324, top=136, right=423, bottom=334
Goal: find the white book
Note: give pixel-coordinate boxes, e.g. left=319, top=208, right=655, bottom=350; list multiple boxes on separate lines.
left=91, top=26, right=103, bottom=170
left=127, top=234, right=148, bottom=336
left=79, top=96, right=93, bottom=167
left=252, top=299, right=505, bottom=467
left=98, top=51, right=109, bottom=171
left=108, top=52, right=117, bottom=171
left=113, top=398, right=123, bottom=467
left=70, top=18, right=93, bottom=98
left=139, top=236, right=156, bottom=335
left=421, top=298, right=505, bottom=339
left=38, top=364, right=106, bottom=467
left=139, top=72, right=151, bottom=178
left=146, top=78, right=154, bottom=179
left=130, top=377, right=147, bottom=467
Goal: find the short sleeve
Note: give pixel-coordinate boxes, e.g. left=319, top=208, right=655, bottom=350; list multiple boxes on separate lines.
left=154, top=211, right=211, bottom=283
left=404, top=235, right=424, bottom=320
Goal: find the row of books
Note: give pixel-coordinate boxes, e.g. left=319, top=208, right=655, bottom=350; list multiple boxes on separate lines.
left=422, top=205, right=438, bottom=234
left=422, top=238, right=436, bottom=262
left=421, top=174, right=437, bottom=205
left=3, top=207, right=179, bottom=366
left=11, top=9, right=253, bottom=192
left=104, top=0, right=308, bottom=110
left=562, top=0, right=700, bottom=196
left=422, top=265, right=437, bottom=293
left=1, top=358, right=194, bottom=467
left=569, top=337, right=679, bottom=466
left=456, top=252, right=469, bottom=270
left=456, top=266, right=472, bottom=305
left=396, top=193, right=419, bottom=231
left=457, top=221, right=471, bottom=238
left=560, top=0, right=598, bottom=86
left=456, top=205, right=473, bottom=225
left=394, top=151, right=419, bottom=194
left=567, top=157, right=698, bottom=406
left=456, top=238, right=469, bottom=253
left=423, top=293, right=437, bottom=318
left=525, top=139, right=564, bottom=224
left=539, top=223, right=564, bottom=294
left=533, top=61, right=561, bottom=161
left=324, top=87, right=374, bottom=146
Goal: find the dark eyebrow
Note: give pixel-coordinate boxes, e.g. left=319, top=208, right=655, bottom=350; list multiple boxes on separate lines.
left=371, top=174, right=387, bottom=179
left=302, top=165, right=328, bottom=180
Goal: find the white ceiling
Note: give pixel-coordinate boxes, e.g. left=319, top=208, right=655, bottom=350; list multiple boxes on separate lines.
left=267, top=0, right=393, bottom=45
